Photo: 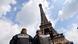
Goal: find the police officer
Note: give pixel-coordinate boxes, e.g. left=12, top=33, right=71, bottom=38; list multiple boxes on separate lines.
left=10, top=28, right=33, bottom=44
left=34, top=30, right=41, bottom=44
left=34, top=30, right=51, bottom=44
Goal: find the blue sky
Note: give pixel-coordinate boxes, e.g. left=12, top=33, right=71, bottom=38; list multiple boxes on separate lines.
left=0, top=0, right=78, bottom=44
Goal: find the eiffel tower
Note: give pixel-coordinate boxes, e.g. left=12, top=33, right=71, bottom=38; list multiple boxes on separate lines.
left=39, top=4, right=73, bottom=44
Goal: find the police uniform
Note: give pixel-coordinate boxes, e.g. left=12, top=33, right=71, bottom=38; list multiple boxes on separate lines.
left=39, top=34, right=51, bottom=44
left=10, top=34, right=33, bottom=44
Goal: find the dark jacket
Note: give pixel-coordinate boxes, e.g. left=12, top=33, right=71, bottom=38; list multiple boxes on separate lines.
left=34, top=35, right=40, bottom=44
left=34, top=34, right=52, bottom=44
left=10, top=34, right=33, bottom=44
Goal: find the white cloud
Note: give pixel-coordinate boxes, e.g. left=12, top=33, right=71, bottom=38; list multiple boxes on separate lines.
left=0, top=5, right=11, bottom=16
left=11, top=0, right=16, bottom=5
left=16, top=0, right=49, bottom=36
left=58, top=0, right=78, bottom=20
left=64, top=0, right=72, bottom=4
left=0, top=0, right=16, bottom=17
left=65, top=24, right=78, bottom=44
left=16, top=0, right=48, bottom=26
left=0, top=19, right=20, bottom=44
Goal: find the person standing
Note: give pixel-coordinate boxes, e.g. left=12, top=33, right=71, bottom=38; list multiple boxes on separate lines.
left=10, top=28, right=33, bottom=44
left=34, top=30, right=51, bottom=44
left=34, top=30, right=41, bottom=44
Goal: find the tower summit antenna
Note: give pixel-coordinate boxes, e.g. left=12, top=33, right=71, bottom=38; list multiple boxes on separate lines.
left=39, top=3, right=49, bottom=25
